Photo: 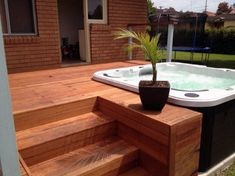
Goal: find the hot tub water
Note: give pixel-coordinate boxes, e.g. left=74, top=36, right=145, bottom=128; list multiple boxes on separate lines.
left=93, top=62, right=235, bottom=107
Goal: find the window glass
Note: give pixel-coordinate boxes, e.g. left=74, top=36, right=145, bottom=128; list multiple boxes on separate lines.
left=8, top=0, right=35, bottom=33
left=88, top=0, right=103, bottom=20
left=0, top=0, right=8, bottom=33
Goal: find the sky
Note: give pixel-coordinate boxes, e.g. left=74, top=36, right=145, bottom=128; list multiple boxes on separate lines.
left=152, top=0, right=235, bottom=13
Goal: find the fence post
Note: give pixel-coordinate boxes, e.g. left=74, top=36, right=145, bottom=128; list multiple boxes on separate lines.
left=0, top=17, right=20, bottom=176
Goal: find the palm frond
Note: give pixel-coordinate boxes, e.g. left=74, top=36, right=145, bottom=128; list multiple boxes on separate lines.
left=114, top=28, right=162, bottom=82
left=114, top=28, right=140, bottom=41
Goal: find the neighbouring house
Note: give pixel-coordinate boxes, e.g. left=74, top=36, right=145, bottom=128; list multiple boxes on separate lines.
left=230, top=8, right=235, bottom=14
left=205, top=11, right=215, bottom=17
left=206, top=14, right=235, bottom=29
left=223, top=14, right=235, bottom=28
left=0, top=0, right=147, bottom=73
left=153, top=10, right=208, bottom=47
left=155, top=7, right=178, bottom=15
left=230, top=4, right=235, bottom=14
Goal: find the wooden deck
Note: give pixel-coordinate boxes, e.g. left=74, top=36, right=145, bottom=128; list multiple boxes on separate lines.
left=9, top=61, right=202, bottom=176
left=9, top=61, right=147, bottom=113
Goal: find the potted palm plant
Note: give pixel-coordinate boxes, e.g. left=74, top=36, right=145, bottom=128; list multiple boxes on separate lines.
left=114, top=29, right=170, bottom=110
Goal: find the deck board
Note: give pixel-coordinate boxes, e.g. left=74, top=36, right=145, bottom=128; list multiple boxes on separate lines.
left=10, top=61, right=144, bottom=113
left=10, top=61, right=202, bottom=176
left=9, top=60, right=200, bottom=126
left=29, top=138, right=139, bottom=176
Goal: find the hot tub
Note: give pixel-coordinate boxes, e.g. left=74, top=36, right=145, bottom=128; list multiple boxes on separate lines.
left=93, top=62, right=235, bottom=107
left=93, top=62, right=235, bottom=172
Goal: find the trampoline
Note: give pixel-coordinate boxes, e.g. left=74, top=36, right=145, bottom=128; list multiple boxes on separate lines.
left=153, top=13, right=210, bottom=64
left=172, top=46, right=211, bottom=63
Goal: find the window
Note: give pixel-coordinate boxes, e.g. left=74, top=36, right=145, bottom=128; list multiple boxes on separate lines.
left=0, top=0, right=37, bottom=35
left=88, top=0, right=107, bottom=24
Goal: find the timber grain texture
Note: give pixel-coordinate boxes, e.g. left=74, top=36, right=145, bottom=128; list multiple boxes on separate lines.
left=29, top=138, right=139, bottom=176
left=11, top=61, right=202, bottom=176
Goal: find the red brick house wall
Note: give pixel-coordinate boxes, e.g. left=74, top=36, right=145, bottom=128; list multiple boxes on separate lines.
left=4, top=0, right=61, bottom=73
left=3, top=0, right=147, bottom=73
left=90, top=0, right=147, bottom=64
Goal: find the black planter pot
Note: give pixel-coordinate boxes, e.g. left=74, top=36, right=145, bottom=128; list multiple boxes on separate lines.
left=139, top=80, right=170, bottom=111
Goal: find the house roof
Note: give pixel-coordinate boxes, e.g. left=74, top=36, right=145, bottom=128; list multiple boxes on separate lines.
left=156, top=8, right=179, bottom=15
left=230, top=8, right=235, bottom=14
left=207, top=14, right=235, bottom=21
left=205, top=11, right=216, bottom=17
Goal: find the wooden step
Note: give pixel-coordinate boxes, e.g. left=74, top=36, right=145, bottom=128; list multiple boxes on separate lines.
left=17, top=111, right=116, bottom=165
left=20, top=164, right=27, bottom=176
left=14, top=97, right=98, bottom=131
left=29, top=137, right=139, bottom=176
left=19, top=153, right=32, bottom=176
left=119, top=167, right=150, bottom=176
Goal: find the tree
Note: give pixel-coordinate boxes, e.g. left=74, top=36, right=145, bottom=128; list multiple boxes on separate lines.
left=168, top=7, right=176, bottom=13
left=216, top=2, right=232, bottom=15
left=147, top=0, right=156, bottom=18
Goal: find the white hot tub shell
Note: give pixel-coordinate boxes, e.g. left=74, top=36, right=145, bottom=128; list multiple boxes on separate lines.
left=93, top=62, right=235, bottom=107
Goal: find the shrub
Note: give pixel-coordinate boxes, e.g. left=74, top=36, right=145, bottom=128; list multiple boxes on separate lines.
left=149, top=26, right=235, bottom=54
left=205, top=29, right=235, bottom=54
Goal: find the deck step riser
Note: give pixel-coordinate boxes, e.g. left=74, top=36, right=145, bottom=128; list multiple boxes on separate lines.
left=79, top=151, right=138, bottom=176
left=20, top=122, right=116, bottom=166
left=15, top=97, right=98, bottom=131
left=29, top=138, right=139, bottom=176
left=103, top=160, right=139, bottom=176
left=118, top=166, right=150, bottom=176
left=75, top=151, right=139, bottom=176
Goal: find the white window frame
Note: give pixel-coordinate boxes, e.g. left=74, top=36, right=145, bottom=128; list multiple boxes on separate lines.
left=2, top=0, right=37, bottom=35
left=87, top=0, right=107, bottom=24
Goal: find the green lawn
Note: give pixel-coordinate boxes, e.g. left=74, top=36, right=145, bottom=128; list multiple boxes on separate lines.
left=222, top=161, right=235, bottom=176
left=162, top=51, right=235, bottom=69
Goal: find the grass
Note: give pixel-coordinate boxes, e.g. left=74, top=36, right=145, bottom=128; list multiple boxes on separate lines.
left=221, top=161, right=235, bottom=176
left=162, top=51, right=235, bottom=69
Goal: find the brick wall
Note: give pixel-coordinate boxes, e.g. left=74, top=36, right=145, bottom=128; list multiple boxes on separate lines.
left=4, top=0, right=61, bottom=73
left=4, top=0, right=147, bottom=73
left=90, top=0, right=147, bottom=64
